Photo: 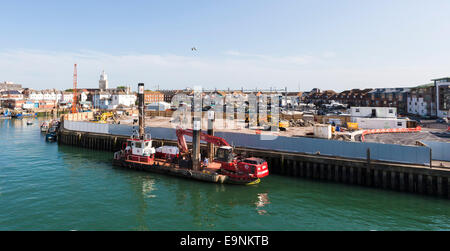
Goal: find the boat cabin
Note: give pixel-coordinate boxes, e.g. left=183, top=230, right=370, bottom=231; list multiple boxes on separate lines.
left=215, top=146, right=235, bottom=163
left=126, top=139, right=156, bottom=157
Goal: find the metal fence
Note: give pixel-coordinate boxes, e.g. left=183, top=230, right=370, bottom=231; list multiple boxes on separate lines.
left=422, top=141, right=450, bottom=162
left=64, top=121, right=431, bottom=166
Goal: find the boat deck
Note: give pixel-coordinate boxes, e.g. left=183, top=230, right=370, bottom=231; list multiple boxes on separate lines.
left=124, top=157, right=223, bottom=173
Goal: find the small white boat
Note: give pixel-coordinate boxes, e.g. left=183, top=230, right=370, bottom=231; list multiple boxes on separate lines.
left=40, top=122, right=49, bottom=132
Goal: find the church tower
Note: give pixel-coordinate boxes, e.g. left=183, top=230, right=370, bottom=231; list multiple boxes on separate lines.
left=99, top=70, right=109, bottom=90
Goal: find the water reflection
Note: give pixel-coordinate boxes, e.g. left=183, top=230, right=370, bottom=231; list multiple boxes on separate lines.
left=255, top=193, right=271, bottom=215
left=142, top=178, right=157, bottom=198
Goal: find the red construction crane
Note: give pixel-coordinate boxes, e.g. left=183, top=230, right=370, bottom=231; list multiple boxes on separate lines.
left=176, top=127, right=230, bottom=155
left=71, top=64, right=78, bottom=113
left=175, top=127, right=269, bottom=180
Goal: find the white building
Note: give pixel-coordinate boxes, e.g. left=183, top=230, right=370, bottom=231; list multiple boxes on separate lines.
left=29, top=91, right=43, bottom=101
left=99, top=71, right=109, bottom=90
left=146, top=101, right=171, bottom=111
left=42, top=90, right=58, bottom=101
left=350, top=107, right=408, bottom=129
left=109, top=92, right=136, bottom=109
left=80, top=92, right=88, bottom=102
left=353, top=117, right=409, bottom=129
left=350, top=107, right=397, bottom=119
left=62, top=92, right=74, bottom=103
left=92, top=91, right=136, bottom=110
left=92, top=92, right=112, bottom=109
left=56, top=91, right=62, bottom=102
left=432, top=77, right=450, bottom=118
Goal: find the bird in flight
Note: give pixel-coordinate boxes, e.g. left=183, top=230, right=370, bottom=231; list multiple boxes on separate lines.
left=191, top=47, right=197, bottom=51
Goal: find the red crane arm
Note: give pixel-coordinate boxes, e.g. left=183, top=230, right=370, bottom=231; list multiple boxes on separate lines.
left=176, top=127, right=230, bottom=154
left=176, top=128, right=190, bottom=154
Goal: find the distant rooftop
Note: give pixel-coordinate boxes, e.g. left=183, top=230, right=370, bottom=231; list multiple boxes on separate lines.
left=368, top=87, right=411, bottom=94
left=431, top=77, right=450, bottom=82
left=414, top=83, right=434, bottom=89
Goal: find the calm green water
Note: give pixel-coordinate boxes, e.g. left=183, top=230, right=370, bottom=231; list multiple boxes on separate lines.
left=0, top=118, right=449, bottom=231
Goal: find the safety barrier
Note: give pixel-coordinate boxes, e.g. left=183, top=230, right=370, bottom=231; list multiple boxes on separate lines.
left=361, top=126, right=422, bottom=142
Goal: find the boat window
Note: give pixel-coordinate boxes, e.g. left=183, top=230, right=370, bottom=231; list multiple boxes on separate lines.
left=135, top=142, right=142, bottom=148
left=244, top=159, right=265, bottom=165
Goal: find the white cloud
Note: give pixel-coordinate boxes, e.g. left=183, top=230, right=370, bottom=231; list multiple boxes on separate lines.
left=0, top=49, right=446, bottom=92
left=223, top=50, right=316, bottom=65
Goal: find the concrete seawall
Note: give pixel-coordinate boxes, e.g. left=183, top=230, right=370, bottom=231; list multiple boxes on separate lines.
left=58, top=129, right=450, bottom=199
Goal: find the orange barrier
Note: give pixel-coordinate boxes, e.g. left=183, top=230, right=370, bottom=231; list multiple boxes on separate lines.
left=361, top=126, right=422, bottom=142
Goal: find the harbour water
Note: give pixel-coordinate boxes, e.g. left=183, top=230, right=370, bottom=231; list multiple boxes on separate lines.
left=0, top=118, right=449, bottom=231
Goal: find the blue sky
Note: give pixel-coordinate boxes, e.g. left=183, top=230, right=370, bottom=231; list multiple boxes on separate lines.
left=1, top=0, right=450, bottom=91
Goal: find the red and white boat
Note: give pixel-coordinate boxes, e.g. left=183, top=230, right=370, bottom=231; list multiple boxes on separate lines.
left=113, top=127, right=269, bottom=185
left=112, top=82, right=269, bottom=185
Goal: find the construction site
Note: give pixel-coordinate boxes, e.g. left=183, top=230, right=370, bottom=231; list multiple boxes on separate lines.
left=53, top=79, right=450, bottom=199
left=78, top=108, right=449, bottom=145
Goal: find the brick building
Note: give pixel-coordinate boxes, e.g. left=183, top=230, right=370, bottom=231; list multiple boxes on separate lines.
left=334, top=89, right=373, bottom=107
left=367, top=88, right=411, bottom=114
left=304, top=89, right=336, bottom=105
left=144, top=91, right=164, bottom=104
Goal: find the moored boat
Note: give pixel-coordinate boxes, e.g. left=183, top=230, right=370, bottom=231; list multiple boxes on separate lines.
left=45, top=126, right=58, bottom=142
left=40, top=122, right=49, bottom=132
left=112, top=83, right=269, bottom=185
left=112, top=130, right=269, bottom=185
left=1, top=109, right=12, bottom=119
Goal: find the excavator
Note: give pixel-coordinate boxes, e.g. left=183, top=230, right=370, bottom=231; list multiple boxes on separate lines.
left=93, top=112, right=118, bottom=124
left=176, top=127, right=269, bottom=183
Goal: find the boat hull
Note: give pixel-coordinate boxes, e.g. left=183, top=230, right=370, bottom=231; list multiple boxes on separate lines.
left=112, top=158, right=260, bottom=185
left=45, top=133, right=57, bottom=142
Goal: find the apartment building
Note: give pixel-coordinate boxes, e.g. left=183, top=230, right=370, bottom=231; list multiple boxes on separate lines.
left=334, top=89, right=373, bottom=107
left=407, top=84, right=436, bottom=117
left=367, top=88, right=410, bottom=114
left=433, top=77, right=450, bottom=118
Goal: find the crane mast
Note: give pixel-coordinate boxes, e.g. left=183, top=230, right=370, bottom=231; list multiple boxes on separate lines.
left=71, top=64, right=78, bottom=114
